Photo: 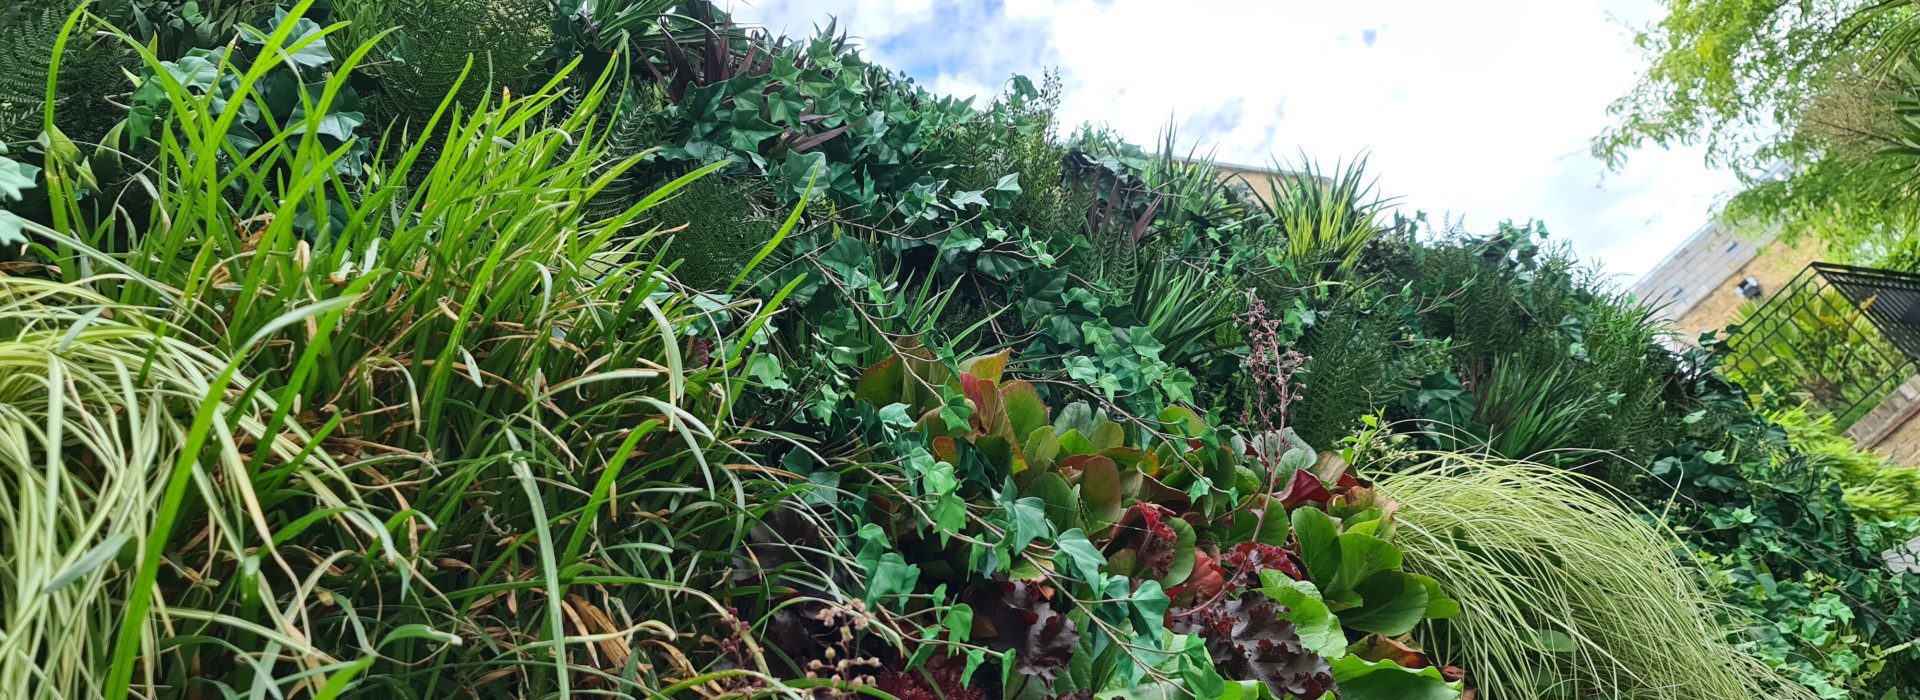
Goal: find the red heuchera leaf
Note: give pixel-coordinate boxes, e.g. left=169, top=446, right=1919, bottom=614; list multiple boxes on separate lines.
left=874, top=654, right=985, bottom=700
left=1276, top=469, right=1332, bottom=509
left=968, top=580, right=1080, bottom=682
left=1170, top=596, right=1334, bottom=698
left=1107, top=503, right=1179, bottom=579
left=1220, top=542, right=1304, bottom=588
left=1167, top=549, right=1229, bottom=605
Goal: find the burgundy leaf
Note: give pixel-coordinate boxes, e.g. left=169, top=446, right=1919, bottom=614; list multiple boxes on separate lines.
left=1277, top=469, right=1332, bottom=509
left=1170, top=596, right=1334, bottom=698
left=1106, top=503, right=1179, bottom=580
left=1220, top=542, right=1305, bottom=588
left=1167, top=548, right=1229, bottom=606
left=874, top=653, right=986, bottom=700
left=966, top=580, right=1080, bottom=682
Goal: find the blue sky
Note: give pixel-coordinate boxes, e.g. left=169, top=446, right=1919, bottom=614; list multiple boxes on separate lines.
left=726, top=0, right=1739, bottom=281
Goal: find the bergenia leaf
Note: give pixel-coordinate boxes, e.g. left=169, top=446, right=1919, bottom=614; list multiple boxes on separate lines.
left=1277, top=469, right=1332, bottom=509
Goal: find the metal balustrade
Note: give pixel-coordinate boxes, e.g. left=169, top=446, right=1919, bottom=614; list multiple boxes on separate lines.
left=1719, top=262, right=1920, bottom=429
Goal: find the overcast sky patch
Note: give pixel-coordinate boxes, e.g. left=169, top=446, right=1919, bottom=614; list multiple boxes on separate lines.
left=728, top=0, right=1739, bottom=282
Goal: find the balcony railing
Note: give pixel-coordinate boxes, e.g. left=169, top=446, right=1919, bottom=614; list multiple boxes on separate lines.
left=1719, top=262, right=1920, bottom=429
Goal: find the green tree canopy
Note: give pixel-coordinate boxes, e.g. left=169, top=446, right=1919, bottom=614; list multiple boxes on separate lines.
left=1596, top=0, right=1920, bottom=263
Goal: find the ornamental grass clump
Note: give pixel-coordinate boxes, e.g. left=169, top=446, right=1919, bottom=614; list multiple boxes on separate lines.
left=4, top=4, right=812, bottom=695
left=1377, top=454, right=1815, bottom=700
left=0, top=275, right=378, bottom=699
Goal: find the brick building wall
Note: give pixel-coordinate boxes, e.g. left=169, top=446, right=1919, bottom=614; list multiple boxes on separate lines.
left=1668, top=238, right=1826, bottom=343
left=1631, top=223, right=1824, bottom=346
left=1633, top=221, right=1920, bottom=465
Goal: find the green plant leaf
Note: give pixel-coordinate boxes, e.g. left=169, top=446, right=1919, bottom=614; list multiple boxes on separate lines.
left=0, top=153, right=41, bottom=202
left=856, top=355, right=905, bottom=406
left=1002, top=380, right=1049, bottom=445
left=1162, top=517, right=1196, bottom=587
left=1342, top=571, right=1429, bottom=636
left=1256, top=570, right=1347, bottom=659
left=1334, top=532, right=1403, bottom=597
left=1328, top=655, right=1462, bottom=700
left=1291, top=507, right=1340, bottom=589
left=1028, top=472, right=1082, bottom=533
left=1077, top=456, right=1125, bottom=533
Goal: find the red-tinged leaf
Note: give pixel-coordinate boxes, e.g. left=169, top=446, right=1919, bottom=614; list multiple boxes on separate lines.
left=896, top=337, right=950, bottom=409
left=1167, top=549, right=1229, bottom=606
left=855, top=355, right=904, bottom=407
left=1022, top=426, right=1060, bottom=473
left=1278, top=469, right=1333, bottom=509
left=1356, top=634, right=1431, bottom=669
left=1057, top=454, right=1116, bottom=479
left=1311, top=450, right=1351, bottom=484
left=962, top=374, right=1010, bottom=438
left=1106, top=503, right=1179, bottom=579
left=1090, top=419, right=1125, bottom=450
left=931, top=436, right=959, bottom=466
left=1072, top=456, right=1124, bottom=532
left=960, top=348, right=1011, bottom=383
left=1120, top=470, right=1189, bottom=511
left=1100, top=446, right=1159, bottom=476
left=1000, top=380, right=1049, bottom=444
left=1222, top=542, right=1305, bottom=588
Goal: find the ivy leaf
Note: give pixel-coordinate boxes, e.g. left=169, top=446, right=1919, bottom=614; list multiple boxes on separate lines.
left=879, top=403, right=917, bottom=428
left=1054, top=528, right=1108, bottom=584
left=950, top=188, right=990, bottom=210
left=0, top=211, right=26, bottom=247
left=0, top=148, right=41, bottom=202
left=1003, top=496, right=1053, bottom=564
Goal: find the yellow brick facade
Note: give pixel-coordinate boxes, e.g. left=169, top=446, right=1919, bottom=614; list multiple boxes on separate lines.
left=1665, top=238, right=1825, bottom=345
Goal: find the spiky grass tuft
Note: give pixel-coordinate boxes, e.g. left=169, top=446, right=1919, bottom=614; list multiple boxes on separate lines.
left=1377, top=454, right=1815, bottom=700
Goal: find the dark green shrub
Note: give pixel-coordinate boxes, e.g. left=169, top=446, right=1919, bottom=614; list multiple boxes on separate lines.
left=1289, top=290, right=1443, bottom=449
left=333, top=0, right=552, bottom=123
left=644, top=175, right=778, bottom=290
left=1, top=0, right=135, bottom=146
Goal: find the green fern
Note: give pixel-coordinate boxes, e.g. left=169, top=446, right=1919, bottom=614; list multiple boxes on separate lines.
left=0, top=1, right=133, bottom=146
left=645, top=176, right=778, bottom=290
left=335, top=0, right=553, bottom=124
left=584, top=86, right=673, bottom=220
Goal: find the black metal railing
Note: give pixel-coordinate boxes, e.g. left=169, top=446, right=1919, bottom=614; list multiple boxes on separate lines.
left=1719, top=262, right=1920, bottom=429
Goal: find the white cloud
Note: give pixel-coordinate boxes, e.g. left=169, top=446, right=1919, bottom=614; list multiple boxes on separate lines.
left=728, top=0, right=1741, bottom=280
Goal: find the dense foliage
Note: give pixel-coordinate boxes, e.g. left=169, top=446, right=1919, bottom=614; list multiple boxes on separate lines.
left=1596, top=0, right=1920, bottom=266
left=0, top=1, right=1914, bottom=699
